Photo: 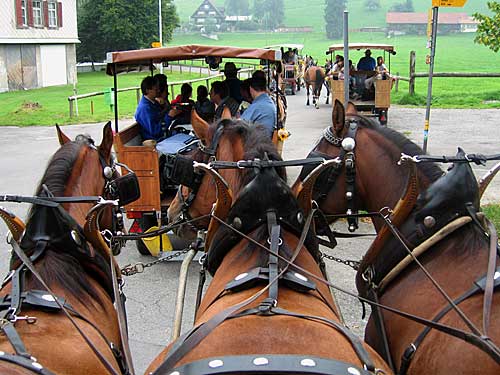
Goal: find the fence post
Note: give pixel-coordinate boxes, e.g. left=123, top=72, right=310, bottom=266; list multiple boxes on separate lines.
left=69, top=99, right=74, bottom=118
left=206, top=78, right=210, bottom=88
left=409, top=51, right=416, bottom=95
left=136, top=88, right=140, bottom=105
left=395, top=72, right=399, bottom=93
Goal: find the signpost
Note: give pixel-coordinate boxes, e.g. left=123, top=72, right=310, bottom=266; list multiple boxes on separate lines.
left=423, top=0, right=468, bottom=153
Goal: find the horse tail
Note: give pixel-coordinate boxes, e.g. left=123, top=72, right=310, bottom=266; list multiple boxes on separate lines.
left=315, top=68, right=324, bottom=96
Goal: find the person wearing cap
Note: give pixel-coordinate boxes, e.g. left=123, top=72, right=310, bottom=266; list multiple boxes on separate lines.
left=210, top=81, right=240, bottom=121
left=222, top=62, right=243, bottom=104
left=240, top=70, right=276, bottom=138
left=357, top=49, right=376, bottom=71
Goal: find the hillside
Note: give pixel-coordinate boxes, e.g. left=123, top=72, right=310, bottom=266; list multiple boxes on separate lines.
left=173, top=0, right=488, bottom=31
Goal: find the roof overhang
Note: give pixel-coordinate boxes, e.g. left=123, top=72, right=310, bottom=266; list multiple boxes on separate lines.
left=0, top=38, right=80, bottom=44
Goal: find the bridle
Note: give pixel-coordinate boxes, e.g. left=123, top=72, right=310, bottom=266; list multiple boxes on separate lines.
left=0, top=135, right=139, bottom=374
left=166, top=123, right=226, bottom=232
left=305, top=119, right=360, bottom=232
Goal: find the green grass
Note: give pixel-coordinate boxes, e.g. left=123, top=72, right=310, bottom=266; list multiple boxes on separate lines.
left=0, top=70, right=211, bottom=126
left=483, top=204, right=500, bottom=233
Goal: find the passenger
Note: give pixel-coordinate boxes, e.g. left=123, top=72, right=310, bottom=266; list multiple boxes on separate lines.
left=239, top=78, right=253, bottom=114
left=153, top=73, right=170, bottom=112
left=194, top=85, right=215, bottom=122
left=135, top=76, right=164, bottom=142
left=240, top=70, right=276, bottom=138
left=221, top=62, right=243, bottom=104
left=170, top=83, right=195, bottom=125
left=365, top=56, right=390, bottom=90
left=357, top=49, right=376, bottom=71
left=331, top=56, right=344, bottom=79
left=210, top=81, right=240, bottom=121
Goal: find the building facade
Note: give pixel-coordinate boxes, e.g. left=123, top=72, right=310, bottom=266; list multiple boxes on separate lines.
left=386, top=12, right=478, bottom=35
left=190, top=0, right=226, bottom=33
left=0, top=0, right=79, bottom=92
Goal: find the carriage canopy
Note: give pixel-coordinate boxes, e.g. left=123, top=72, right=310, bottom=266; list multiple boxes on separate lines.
left=106, top=44, right=281, bottom=75
left=326, top=43, right=396, bottom=54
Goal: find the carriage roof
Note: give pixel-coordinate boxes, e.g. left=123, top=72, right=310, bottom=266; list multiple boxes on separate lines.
left=326, top=43, right=396, bottom=53
left=264, top=44, right=304, bottom=51
left=105, top=44, right=281, bottom=75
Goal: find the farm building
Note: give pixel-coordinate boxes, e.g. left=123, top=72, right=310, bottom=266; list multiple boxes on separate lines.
left=190, top=0, right=226, bottom=33
left=386, top=12, right=478, bottom=35
left=0, top=0, right=79, bottom=93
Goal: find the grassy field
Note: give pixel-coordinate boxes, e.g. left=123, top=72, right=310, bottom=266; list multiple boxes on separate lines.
left=0, top=70, right=217, bottom=127
left=173, top=0, right=489, bottom=31
left=170, top=32, right=500, bottom=108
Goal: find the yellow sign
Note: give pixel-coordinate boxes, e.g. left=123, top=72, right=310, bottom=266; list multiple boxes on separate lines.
left=151, top=42, right=162, bottom=48
left=427, top=8, right=433, bottom=38
left=432, top=0, right=467, bottom=7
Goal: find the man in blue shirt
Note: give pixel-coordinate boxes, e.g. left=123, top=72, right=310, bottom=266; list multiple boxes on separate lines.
left=357, top=49, right=376, bottom=71
left=135, top=76, right=164, bottom=141
left=241, top=70, right=276, bottom=138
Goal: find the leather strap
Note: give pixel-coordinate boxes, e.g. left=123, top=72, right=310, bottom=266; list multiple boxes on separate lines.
left=0, top=351, right=57, bottom=374
left=0, top=195, right=101, bottom=207
left=161, top=354, right=373, bottom=375
left=210, top=157, right=325, bottom=170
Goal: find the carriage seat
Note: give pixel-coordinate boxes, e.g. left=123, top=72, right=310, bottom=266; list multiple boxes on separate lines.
left=124, top=134, right=143, bottom=147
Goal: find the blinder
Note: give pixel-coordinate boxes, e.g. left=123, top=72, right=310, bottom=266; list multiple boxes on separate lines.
left=106, top=170, right=140, bottom=207
left=164, top=153, right=202, bottom=190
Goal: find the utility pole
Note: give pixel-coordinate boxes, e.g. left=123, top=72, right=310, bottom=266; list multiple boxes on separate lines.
left=159, top=0, right=163, bottom=73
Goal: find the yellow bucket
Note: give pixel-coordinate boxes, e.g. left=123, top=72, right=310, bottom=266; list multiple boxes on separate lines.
left=141, top=226, right=173, bottom=256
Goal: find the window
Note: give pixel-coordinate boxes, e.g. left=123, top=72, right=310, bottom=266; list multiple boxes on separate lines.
left=20, top=0, right=27, bottom=26
left=197, top=18, right=205, bottom=23
left=33, top=1, right=42, bottom=26
left=48, top=2, right=57, bottom=27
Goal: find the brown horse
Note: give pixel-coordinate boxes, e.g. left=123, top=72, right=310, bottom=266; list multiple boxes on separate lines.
left=152, top=116, right=392, bottom=374
left=0, top=123, right=131, bottom=374
left=293, top=100, right=500, bottom=374
left=304, top=65, right=328, bottom=109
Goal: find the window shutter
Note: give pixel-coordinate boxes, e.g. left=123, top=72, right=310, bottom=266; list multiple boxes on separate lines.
left=15, top=0, right=23, bottom=27
left=57, top=2, right=62, bottom=27
left=27, top=0, right=34, bottom=26
left=43, top=1, right=49, bottom=27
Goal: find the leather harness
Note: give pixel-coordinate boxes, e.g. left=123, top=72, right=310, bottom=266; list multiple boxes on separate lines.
left=151, top=164, right=382, bottom=375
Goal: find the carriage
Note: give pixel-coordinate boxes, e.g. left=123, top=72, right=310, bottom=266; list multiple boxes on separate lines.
left=105, top=44, right=282, bottom=255
left=327, top=43, right=396, bottom=125
left=264, top=44, right=304, bottom=95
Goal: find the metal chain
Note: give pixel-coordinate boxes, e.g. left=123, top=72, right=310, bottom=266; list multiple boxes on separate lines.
left=121, top=249, right=189, bottom=276
left=321, top=251, right=360, bottom=271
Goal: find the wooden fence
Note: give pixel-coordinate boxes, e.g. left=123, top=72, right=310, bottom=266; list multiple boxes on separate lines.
left=67, top=65, right=255, bottom=118
left=392, top=51, right=500, bottom=95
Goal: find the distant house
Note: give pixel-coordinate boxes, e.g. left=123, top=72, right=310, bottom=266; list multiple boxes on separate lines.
left=190, top=0, right=226, bottom=32
left=386, top=12, right=478, bottom=35
left=0, top=0, right=78, bottom=93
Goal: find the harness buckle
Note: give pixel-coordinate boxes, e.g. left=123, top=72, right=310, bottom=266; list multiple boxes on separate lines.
left=10, top=315, right=37, bottom=324
left=258, top=297, right=277, bottom=315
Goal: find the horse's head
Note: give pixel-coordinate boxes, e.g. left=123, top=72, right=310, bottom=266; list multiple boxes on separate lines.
left=167, top=111, right=284, bottom=239
left=293, top=100, right=443, bottom=231
left=20, top=122, right=123, bottom=264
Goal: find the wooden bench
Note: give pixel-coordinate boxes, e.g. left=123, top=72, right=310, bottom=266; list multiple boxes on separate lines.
left=114, top=123, right=161, bottom=215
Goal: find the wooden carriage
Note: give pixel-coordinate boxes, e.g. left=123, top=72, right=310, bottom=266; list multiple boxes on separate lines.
left=327, top=43, right=396, bottom=125
left=106, top=44, right=282, bottom=254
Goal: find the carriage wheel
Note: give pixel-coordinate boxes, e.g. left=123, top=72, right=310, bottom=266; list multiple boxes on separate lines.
left=136, top=213, right=158, bottom=255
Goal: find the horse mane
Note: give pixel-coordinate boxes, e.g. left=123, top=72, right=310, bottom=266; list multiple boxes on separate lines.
left=23, top=139, right=105, bottom=305
left=209, top=119, right=287, bottom=189
left=350, top=114, right=443, bottom=183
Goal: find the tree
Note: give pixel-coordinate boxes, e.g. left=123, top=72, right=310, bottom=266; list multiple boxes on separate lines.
left=253, top=0, right=284, bottom=30
left=390, top=0, right=414, bottom=12
left=364, top=0, right=381, bottom=11
left=473, top=2, right=500, bottom=53
left=225, top=0, right=250, bottom=16
left=324, top=0, right=345, bottom=39
left=77, top=0, right=179, bottom=62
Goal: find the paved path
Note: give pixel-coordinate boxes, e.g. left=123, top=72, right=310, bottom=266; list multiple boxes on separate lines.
left=0, top=89, right=499, bottom=373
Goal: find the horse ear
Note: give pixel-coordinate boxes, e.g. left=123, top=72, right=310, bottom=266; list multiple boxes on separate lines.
left=221, top=106, right=232, bottom=120
left=99, top=122, right=114, bottom=161
left=332, top=99, right=345, bottom=136
left=346, top=101, right=357, bottom=115
left=191, top=109, right=209, bottom=142
left=56, top=124, right=71, bottom=145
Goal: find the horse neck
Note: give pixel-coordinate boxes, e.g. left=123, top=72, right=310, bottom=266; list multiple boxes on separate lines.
left=355, top=130, right=438, bottom=223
